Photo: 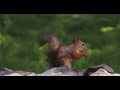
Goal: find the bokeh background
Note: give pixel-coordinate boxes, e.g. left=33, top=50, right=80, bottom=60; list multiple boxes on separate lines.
left=0, top=14, right=120, bottom=73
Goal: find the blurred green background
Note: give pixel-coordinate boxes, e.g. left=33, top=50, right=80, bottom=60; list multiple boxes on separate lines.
left=0, top=14, right=120, bottom=73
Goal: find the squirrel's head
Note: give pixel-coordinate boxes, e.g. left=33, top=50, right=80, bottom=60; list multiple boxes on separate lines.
left=72, top=36, right=88, bottom=57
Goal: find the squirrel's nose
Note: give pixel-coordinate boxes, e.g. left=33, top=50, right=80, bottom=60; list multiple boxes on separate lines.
left=83, top=47, right=88, bottom=51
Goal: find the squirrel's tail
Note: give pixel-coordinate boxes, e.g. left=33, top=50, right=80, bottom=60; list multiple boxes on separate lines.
left=38, top=34, right=61, bottom=67
left=38, top=34, right=60, bottom=51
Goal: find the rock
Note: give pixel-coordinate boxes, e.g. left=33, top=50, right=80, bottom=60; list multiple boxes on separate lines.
left=0, top=71, right=13, bottom=76
left=77, top=69, right=86, bottom=76
left=83, top=64, right=114, bottom=76
left=0, top=67, right=13, bottom=76
left=89, top=68, right=120, bottom=76
left=5, top=73, right=22, bottom=76
left=110, top=73, right=120, bottom=76
left=26, top=73, right=36, bottom=76
left=0, top=64, right=119, bottom=76
left=90, top=68, right=112, bottom=76
left=38, top=66, right=77, bottom=76
left=14, top=71, right=36, bottom=76
left=89, top=64, right=114, bottom=73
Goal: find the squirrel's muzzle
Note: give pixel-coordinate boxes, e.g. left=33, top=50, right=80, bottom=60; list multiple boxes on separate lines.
left=80, top=49, right=88, bottom=57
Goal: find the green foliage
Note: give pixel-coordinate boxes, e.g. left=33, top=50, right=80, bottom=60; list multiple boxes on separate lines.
left=0, top=14, right=120, bottom=73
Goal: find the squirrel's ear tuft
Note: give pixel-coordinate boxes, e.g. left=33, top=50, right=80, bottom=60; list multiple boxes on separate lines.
left=73, top=36, right=80, bottom=45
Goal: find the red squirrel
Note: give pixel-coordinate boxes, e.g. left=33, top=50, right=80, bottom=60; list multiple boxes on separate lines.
left=38, top=34, right=88, bottom=68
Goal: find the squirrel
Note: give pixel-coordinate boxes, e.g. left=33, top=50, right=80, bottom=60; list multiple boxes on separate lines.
left=38, top=34, right=88, bottom=68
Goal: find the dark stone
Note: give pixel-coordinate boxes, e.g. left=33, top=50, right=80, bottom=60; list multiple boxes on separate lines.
left=0, top=67, right=6, bottom=71
left=77, top=69, right=86, bottom=76
left=14, top=71, right=35, bottom=76
left=0, top=64, right=116, bottom=76
left=0, top=71, right=13, bottom=76
left=83, top=64, right=114, bottom=76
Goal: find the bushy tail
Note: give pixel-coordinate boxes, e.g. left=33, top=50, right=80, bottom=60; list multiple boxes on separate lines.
left=38, top=34, right=61, bottom=67
left=38, top=34, right=60, bottom=51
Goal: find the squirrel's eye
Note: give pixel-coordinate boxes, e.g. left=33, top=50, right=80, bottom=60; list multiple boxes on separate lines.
left=81, top=43, right=84, bottom=46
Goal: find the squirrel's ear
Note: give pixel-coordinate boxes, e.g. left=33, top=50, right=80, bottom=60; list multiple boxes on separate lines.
left=73, top=36, right=80, bottom=45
